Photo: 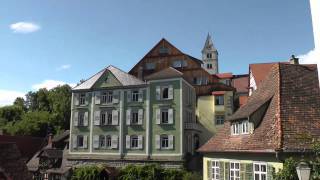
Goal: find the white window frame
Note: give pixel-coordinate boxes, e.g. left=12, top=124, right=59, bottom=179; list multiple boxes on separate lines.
left=131, top=110, right=139, bottom=125
left=241, top=120, right=249, bottom=134
left=77, top=135, right=84, bottom=148
left=161, top=109, right=169, bottom=124
left=230, top=162, right=240, bottom=180
left=215, top=95, right=224, bottom=105
left=211, top=160, right=220, bottom=180
left=79, top=93, right=86, bottom=105
left=253, top=162, right=267, bottom=180
left=215, top=115, right=225, bottom=125
left=160, top=135, right=169, bottom=149
left=130, top=135, right=139, bottom=149
left=231, top=123, right=240, bottom=135
left=101, top=91, right=113, bottom=104
left=132, top=90, right=139, bottom=102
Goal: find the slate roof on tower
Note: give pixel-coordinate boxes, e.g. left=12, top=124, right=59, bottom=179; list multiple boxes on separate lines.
left=73, top=65, right=145, bottom=90
left=202, top=33, right=217, bottom=52
left=198, top=63, right=320, bottom=153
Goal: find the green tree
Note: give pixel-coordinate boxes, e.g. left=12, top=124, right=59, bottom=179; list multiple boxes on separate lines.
left=0, top=105, right=24, bottom=122
left=274, top=158, right=298, bottom=180
left=71, top=165, right=103, bottom=180
left=13, top=97, right=26, bottom=111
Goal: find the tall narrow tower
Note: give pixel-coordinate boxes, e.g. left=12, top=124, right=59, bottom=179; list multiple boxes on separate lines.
left=202, top=33, right=219, bottom=74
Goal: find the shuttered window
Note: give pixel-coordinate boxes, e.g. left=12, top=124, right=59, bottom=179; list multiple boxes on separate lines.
left=132, top=90, right=139, bottom=102
left=130, top=135, right=139, bottom=149
left=77, top=135, right=84, bottom=148
left=106, top=136, right=112, bottom=148
left=79, top=93, right=86, bottom=105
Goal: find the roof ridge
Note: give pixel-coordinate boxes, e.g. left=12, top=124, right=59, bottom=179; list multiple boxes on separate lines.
left=107, top=65, right=144, bottom=84
left=276, top=63, right=283, bottom=150
left=73, top=67, right=107, bottom=89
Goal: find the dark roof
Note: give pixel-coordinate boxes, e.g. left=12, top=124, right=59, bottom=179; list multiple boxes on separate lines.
left=52, top=130, right=70, bottom=143
left=0, top=135, right=44, bottom=160
left=198, top=63, right=320, bottom=153
left=185, top=54, right=203, bottom=64
left=38, top=149, right=63, bottom=158
left=215, top=73, right=233, bottom=79
left=73, top=65, right=145, bottom=90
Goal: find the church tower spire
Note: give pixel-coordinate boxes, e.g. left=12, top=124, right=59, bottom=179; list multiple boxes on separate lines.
left=202, top=33, right=219, bottom=74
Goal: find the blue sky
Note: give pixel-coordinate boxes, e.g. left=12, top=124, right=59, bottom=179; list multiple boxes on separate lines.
left=0, top=0, right=317, bottom=105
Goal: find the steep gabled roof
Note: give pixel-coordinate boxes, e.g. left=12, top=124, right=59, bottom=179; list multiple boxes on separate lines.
left=73, top=65, right=145, bottom=90
left=198, top=63, right=320, bottom=153
left=144, top=67, right=184, bottom=80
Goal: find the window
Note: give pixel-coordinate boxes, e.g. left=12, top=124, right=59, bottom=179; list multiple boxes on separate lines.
left=215, top=95, right=224, bottom=105
left=161, top=135, right=169, bottom=149
left=101, top=113, right=106, bottom=125
left=211, top=161, right=220, bottom=180
left=231, top=123, right=240, bottom=135
left=172, top=60, right=182, bottom=68
left=230, top=162, right=240, bottom=180
left=207, top=64, right=213, bottom=69
left=162, top=87, right=169, bottom=99
left=207, top=53, right=212, bottom=59
left=241, top=120, right=249, bottom=134
left=254, top=163, right=267, bottom=180
left=102, top=91, right=113, bottom=104
left=79, top=93, right=86, bottom=105
left=131, top=135, right=139, bottom=149
left=78, top=112, right=85, bottom=126
left=99, top=135, right=105, bottom=148
left=132, top=90, right=139, bottom=102
left=145, top=62, right=155, bottom=70
left=215, top=115, right=225, bottom=125
left=159, top=47, right=169, bottom=54
left=225, top=79, right=231, bottom=86
left=161, top=109, right=169, bottom=124
left=100, top=112, right=112, bottom=125
left=106, top=136, right=112, bottom=148
left=77, top=135, right=84, bottom=148
left=107, top=112, right=112, bottom=125
left=131, top=111, right=139, bottom=124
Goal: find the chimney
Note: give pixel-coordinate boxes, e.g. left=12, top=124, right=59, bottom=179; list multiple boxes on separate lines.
left=290, top=55, right=299, bottom=64
left=47, top=133, right=53, bottom=148
left=138, top=66, right=144, bottom=80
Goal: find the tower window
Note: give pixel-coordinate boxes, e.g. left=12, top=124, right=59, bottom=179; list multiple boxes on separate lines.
left=207, top=64, right=213, bottom=69
left=207, top=53, right=212, bottom=59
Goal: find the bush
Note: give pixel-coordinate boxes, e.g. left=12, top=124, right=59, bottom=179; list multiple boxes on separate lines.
left=274, top=157, right=298, bottom=180
left=71, top=165, right=103, bottom=180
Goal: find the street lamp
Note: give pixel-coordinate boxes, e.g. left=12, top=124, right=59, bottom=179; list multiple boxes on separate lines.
left=296, top=160, right=311, bottom=180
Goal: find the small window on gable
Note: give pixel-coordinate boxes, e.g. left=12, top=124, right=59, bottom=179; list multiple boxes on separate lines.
left=159, top=47, right=169, bottom=54
left=172, top=60, right=182, bottom=68
left=145, top=63, right=155, bottom=70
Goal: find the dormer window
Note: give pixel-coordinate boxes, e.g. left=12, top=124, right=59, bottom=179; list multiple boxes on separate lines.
left=231, top=120, right=251, bottom=135
left=159, top=47, right=169, bottom=54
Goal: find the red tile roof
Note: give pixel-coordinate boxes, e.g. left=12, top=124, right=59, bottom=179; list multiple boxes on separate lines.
left=232, top=75, right=249, bottom=93
left=0, top=135, right=45, bottom=160
left=215, top=73, right=233, bottom=79
left=198, top=63, right=320, bottom=153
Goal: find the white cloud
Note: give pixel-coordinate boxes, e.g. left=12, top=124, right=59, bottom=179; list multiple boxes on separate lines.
left=56, top=64, right=71, bottom=71
left=32, top=80, right=76, bottom=90
left=10, top=22, right=41, bottom=34
left=0, top=90, right=25, bottom=107
left=298, top=48, right=320, bottom=84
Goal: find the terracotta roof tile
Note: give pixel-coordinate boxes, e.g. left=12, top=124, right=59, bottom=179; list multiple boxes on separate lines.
left=198, top=63, right=320, bottom=153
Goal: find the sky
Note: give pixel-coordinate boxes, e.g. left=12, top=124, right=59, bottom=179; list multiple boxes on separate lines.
left=0, top=0, right=318, bottom=105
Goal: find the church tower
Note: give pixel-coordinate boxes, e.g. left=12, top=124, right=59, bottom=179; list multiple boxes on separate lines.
left=201, top=33, right=218, bottom=74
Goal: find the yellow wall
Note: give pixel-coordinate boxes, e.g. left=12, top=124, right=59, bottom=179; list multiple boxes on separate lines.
left=203, top=156, right=283, bottom=180
left=196, top=91, right=234, bottom=145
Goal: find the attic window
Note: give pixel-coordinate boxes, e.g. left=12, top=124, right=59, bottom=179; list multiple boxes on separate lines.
left=231, top=120, right=251, bottom=135
left=145, top=63, right=155, bottom=70
left=159, top=47, right=169, bottom=54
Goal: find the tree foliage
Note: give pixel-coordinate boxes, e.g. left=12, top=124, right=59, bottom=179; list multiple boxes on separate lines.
left=71, top=165, right=103, bottom=180
left=274, top=158, right=298, bottom=180
left=0, top=85, right=72, bottom=137
left=119, top=164, right=201, bottom=180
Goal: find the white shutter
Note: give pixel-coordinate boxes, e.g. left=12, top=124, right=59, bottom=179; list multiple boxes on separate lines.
left=168, top=85, right=174, bottom=99
left=95, top=91, right=101, bottom=105
left=126, top=109, right=131, bottom=125
left=83, top=135, right=88, bottom=149
left=169, top=135, right=174, bottom=149
left=85, top=93, right=90, bottom=105
left=93, top=135, right=99, bottom=149
left=168, top=109, right=174, bottom=124
left=127, top=90, right=131, bottom=102
left=156, top=109, right=161, bottom=124
left=155, top=135, right=160, bottom=149
left=156, top=86, right=161, bottom=100
left=73, top=112, right=79, bottom=126
left=111, top=135, right=118, bottom=149
left=126, top=135, right=130, bottom=149
left=113, top=90, right=119, bottom=104
left=138, top=109, right=143, bottom=125
left=138, top=135, right=143, bottom=149
left=84, top=112, right=89, bottom=126
left=74, top=94, right=79, bottom=106
left=112, top=110, right=119, bottom=125
left=138, top=89, right=143, bottom=102
left=72, top=135, right=77, bottom=149
left=94, top=111, right=100, bottom=126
